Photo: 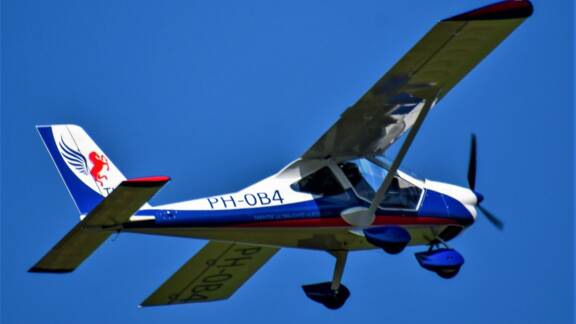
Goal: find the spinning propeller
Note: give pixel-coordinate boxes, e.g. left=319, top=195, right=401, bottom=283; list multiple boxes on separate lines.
left=467, top=134, right=504, bottom=230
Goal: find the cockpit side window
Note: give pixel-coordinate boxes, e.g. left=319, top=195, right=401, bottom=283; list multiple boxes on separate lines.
left=339, top=159, right=422, bottom=210
left=290, top=167, right=345, bottom=196
left=340, top=162, right=375, bottom=200
left=379, top=177, right=422, bottom=209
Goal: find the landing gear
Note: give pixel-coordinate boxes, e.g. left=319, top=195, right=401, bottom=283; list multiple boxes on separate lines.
left=302, top=251, right=350, bottom=310
left=363, top=226, right=411, bottom=254
left=415, top=241, right=464, bottom=280
left=302, top=282, right=350, bottom=310
left=435, top=267, right=460, bottom=279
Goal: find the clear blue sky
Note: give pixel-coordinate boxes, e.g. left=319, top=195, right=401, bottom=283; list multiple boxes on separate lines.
left=2, top=0, right=574, bottom=323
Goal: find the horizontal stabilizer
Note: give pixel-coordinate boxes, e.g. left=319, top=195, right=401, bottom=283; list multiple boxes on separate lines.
left=141, top=241, right=278, bottom=307
left=29, top=176, right=170, bottom=273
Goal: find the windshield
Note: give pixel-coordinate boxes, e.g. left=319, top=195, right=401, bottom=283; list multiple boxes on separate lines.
left=374, top=155, right=424, bottom=181
left=339, top=159, right=422, bottom=210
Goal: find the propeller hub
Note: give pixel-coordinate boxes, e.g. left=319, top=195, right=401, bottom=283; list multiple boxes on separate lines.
left=473, top=191, right=484, bottom=204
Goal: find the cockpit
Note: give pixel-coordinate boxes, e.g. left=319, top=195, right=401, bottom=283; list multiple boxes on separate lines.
left=290, top=158, right=423, bottom=210
left=338, top=159, right=422, bottom=209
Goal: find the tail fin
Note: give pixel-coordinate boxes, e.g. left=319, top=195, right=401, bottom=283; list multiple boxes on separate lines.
left=37, top=125, right=126, bottom=215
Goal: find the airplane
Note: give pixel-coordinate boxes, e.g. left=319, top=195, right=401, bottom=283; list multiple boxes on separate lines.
left=30, top=0, right=533, bottom=310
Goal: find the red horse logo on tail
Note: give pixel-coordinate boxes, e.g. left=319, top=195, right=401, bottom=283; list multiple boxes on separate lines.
left=89, top=151, right=109, bottom=186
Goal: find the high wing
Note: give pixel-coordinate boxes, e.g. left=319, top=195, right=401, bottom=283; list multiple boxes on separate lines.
left=303, top=1, right=533, bottom=161
left=141, top=241, right=279, bottom=306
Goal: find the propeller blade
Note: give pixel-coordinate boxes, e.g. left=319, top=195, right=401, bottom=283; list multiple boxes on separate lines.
left=465, top=134, right=503, bottom=231
left=467, top=134, right=477, bottom=190
left=478, top=205, right=504, bottom=230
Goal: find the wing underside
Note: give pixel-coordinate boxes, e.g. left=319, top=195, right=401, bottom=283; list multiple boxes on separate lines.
left=303, top=1, right=533, bottom=161
left=141, top=241, right=279, bottom=306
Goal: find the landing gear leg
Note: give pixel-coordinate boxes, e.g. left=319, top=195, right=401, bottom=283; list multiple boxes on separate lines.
left=331, top=250, right=347, bottom=291
left=302, top=251, right=351, bottom=310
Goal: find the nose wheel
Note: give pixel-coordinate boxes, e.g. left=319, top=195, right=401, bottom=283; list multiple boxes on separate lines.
left=416, top=239, right=465, bottom=279
left=302, top=251, right=350, bottom=310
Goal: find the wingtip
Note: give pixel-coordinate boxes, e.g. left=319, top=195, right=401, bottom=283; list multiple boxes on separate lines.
left=443, top=0, right=533, bottom=22
left=138, top=301, right=160, bottom=308
left=122, top=176, right=171, bottom=187
left=28, top=266, right=74, bottom=274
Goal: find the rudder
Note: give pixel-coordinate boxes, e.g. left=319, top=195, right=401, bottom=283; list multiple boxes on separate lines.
left=37, top=125, right=126, bottom=215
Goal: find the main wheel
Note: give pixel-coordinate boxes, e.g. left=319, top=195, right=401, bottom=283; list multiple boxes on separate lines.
left=435, top=267, right=460, bottom=279
left=322, top=285, right=351, bottom=310
left=382, top=243, right=407, bottom=255
left=302, top=282, right=351, bottom=310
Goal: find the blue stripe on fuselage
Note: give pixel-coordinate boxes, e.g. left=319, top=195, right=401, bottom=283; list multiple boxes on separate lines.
left=135, top=188, right=473, bottom=227
left=134, top=189, right=452, bottom=227
left=142, top=199, right=322, bottom=226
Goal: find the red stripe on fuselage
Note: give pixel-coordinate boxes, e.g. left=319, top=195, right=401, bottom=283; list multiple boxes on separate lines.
left=232, top=215, right=458, bottom=228
left=372, top=216, right=457, bottom=226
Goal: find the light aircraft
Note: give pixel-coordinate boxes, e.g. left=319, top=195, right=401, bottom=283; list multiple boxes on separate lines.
left=30, top=0, right=533, bottom=310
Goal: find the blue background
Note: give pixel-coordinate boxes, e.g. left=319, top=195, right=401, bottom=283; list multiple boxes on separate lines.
left=2, top=1, right=574, bottom=323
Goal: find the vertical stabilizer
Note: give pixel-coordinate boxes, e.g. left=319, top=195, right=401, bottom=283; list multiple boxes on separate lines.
left=37, top=125, right=126, bottom=215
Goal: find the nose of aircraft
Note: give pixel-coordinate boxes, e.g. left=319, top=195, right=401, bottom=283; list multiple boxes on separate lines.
left=426, top=182, right=502, bottom=229
left=424, top=180, right=479, bottom=220
left=425, top=180, right=478, bottom=204
left=473, top=191, right=484, bottom=204
left=426, top=134, right=503, bottom=230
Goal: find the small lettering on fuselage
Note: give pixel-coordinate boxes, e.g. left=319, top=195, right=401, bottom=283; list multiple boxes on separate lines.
left=206, top=190, right=284, bottom=209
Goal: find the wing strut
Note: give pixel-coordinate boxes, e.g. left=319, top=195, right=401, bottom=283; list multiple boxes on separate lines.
left=367, top=97, right=437, bottom=216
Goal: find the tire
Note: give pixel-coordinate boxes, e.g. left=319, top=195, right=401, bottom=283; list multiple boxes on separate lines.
left=436, top=267, right=460, bottom=279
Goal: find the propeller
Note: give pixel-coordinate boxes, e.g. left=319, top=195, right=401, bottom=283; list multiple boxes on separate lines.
left=467, top=135, right=477, bottom=191
left=467, top=134, right=504, bottom=230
